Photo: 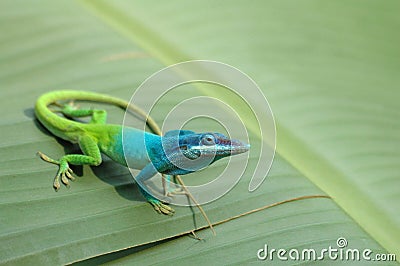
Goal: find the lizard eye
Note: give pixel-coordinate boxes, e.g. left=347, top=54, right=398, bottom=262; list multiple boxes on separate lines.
left=202, top=134, right=215, bottom=145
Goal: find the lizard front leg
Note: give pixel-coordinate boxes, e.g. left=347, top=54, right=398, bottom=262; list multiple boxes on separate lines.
left=38, top=135, right=102, bottom=190
left=136, top=164, right=175, bottom=215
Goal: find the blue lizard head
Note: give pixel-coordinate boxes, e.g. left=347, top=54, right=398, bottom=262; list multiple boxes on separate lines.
left=155, top=130, right=250, bottom=175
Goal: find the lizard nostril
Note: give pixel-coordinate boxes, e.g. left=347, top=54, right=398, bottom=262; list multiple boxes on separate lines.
left=180, top=145, right=188, bottom=150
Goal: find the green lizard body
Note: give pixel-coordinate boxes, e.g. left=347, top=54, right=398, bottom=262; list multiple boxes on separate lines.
left=35, top=90, right=249, bottom=215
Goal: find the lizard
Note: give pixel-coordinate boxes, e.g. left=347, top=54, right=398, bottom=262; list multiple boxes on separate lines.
left=35, top=90, right=250, bottom=215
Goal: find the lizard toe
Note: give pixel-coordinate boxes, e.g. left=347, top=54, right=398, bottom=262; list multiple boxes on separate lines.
left=53, top=179, right=61, bottom=191
left=166, top=188, right=186, bottom=197
left=65, top=170, right=75, bottom=181
left=61, top=172, right=70, bottom=186
left=149, top=200, right=175, bottom=216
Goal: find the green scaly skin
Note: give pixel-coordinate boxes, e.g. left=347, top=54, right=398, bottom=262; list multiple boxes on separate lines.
left=35, top=90, right=250, bottom=215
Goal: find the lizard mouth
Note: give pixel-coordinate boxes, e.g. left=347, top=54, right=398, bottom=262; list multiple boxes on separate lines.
left=189, top=139, right=250, bottom=156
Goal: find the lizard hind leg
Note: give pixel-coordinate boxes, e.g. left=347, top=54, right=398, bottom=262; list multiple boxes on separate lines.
left=37, top=135, right=102, bottom=190
left=37, top=151, right=75, bottom=190
left=60, top=102, right=107, bottom=125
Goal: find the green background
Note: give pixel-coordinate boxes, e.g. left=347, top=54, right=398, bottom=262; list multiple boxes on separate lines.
left=0, top=0, right=399, bottom=264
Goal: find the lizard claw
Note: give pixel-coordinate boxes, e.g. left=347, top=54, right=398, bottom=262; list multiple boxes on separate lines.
left=53, top=178, right=61, bottom=191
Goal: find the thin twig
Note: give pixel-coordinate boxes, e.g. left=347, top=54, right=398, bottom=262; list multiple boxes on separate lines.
left=175, top=175, right=216, bottom=235
left=211, top=195, right=331, bottom=227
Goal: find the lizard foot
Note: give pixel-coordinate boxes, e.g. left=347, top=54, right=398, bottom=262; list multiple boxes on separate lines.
left=166, top=187, right=187, bottom=197
left=54, top=160, right=75, bottom=190
left=64, top=101, right=80, bottom=111
left=48, top=101, right=77, bottom=113
left=37, top=152, right=75, bottom=190
left=139, top=185, right=175, bottom=215
left=148, top=198, right=175, bottom=216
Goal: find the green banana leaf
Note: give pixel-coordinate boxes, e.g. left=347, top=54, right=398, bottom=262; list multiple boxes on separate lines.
left=1, top=0, right=399, bottom=265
